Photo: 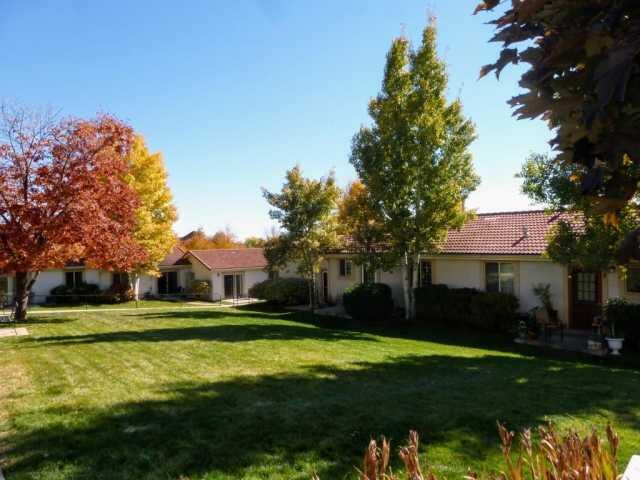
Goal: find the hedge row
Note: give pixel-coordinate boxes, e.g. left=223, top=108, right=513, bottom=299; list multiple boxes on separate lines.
left=249, top=277, right=309, bottom=306
left=414, top=284, right=519, bottom=331
left=47, top=283, right=134, bottom=304
left=343, top=283, right=394, bottom=322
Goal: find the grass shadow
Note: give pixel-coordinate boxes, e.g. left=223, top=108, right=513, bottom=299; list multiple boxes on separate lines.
left=5, top=354, right=640, bottom=479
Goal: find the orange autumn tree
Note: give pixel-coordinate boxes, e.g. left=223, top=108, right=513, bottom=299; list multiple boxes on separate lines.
left=0, top=105, right=146, bottom=320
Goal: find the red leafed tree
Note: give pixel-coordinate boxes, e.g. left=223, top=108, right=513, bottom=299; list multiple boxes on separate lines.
left=0, top=104, right=147, bottom=320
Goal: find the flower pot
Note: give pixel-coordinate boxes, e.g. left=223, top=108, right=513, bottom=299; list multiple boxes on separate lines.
left=606, top=337, right=624, bottom=356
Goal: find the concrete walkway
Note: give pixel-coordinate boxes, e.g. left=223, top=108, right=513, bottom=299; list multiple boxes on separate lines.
left=26, top=300, right=264, bottom=315
left=0, top=326, right=28, bottom=337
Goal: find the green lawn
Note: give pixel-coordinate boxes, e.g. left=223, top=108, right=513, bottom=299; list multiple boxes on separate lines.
left=1, top=306, right=639, bottom=480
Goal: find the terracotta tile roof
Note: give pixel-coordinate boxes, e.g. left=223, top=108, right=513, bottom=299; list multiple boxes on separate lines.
left=331, top=210, right=581, bottom=257
left=188, top=248, right=268, bottom=270
left=159, top=246, right=187, bottom=266
left=442, top=210, right=579, bottom=255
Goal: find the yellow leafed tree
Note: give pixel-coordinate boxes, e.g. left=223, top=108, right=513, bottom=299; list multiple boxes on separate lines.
left=126, top=136, right=177, bottom=285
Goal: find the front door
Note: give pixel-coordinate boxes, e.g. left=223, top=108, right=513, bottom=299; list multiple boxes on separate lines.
left=570, top=270, right=602, bottom=329
left=158, top=271, right=179, bottom=295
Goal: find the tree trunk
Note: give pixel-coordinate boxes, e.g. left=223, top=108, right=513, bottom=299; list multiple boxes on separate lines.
left=402, top=252, right=412, bottom=320
left=14, top=271, right=38, bottom=322
left=130, top=272, right=140, bottom=300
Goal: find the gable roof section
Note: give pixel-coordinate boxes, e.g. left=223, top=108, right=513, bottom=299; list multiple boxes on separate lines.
left=441, top=210, right=578, bottom=256
left=160, top=246, right=188, bottom=266
left=188, top=248, right=268, bottom=270
left=331, top=210, right=581, bottom=257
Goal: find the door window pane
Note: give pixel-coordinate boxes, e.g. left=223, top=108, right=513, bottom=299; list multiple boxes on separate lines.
left=576, top=272, right=596, bottom=302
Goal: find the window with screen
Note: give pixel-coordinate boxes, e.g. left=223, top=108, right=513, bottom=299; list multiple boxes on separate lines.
left=485, top=262, right=514, bottom=294
left=419, top=261, right=432, bottom=287
left=339, top=259, right=352, bottom=277
left=112, top=272, right=130, bottom=287
left=65, top=271, right=84, bottom=288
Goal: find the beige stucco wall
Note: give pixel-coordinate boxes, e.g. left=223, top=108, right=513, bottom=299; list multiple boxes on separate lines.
left=432, top=259, right=484, bottom=289
left=518, top=261, right=568, bottom=324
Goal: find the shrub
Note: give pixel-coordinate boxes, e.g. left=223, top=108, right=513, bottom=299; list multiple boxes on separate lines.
left=187, top=280, right=211, bottom=299
left=315, top=423, right=619, bottom=480
left=604, top=298, right=640, bottom=348
left=248, top=277, right=309, bottom=306
left=103, top=283, right=135, bottom=304
left=342, top=283, right=394, bottom=322
left=414, top=284, right=518, bottom=332
left=47, top=283, right=102, bottom=304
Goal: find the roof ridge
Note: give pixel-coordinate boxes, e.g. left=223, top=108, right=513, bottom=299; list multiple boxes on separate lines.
left=473, top=209, right=554, bottom=216
left=189, top=247, right=263, bottom=252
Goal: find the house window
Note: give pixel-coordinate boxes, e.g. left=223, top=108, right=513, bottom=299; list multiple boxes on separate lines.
left=485, top=262, right=514, bottom=294
left=65, top=271, right=84, bottom=288
left=627, top=268, right=640, bottom=293
left=112, top=272, right=130, bottom=287
left=419, top=261, right=432, bottom=287
left=362, top=266, right=376, bottom=284
left=339, top=259, right=352, bottom=277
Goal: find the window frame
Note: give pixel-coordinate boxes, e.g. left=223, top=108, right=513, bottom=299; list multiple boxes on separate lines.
left=65, top=270, right=84, bottom=289
left=485, top=262, right=515, bottom=294
left=418, top=260, right=432, bottom=287
left=626, top=267, right=640, bottom=293
left=339, top=259, right=353, bottom=277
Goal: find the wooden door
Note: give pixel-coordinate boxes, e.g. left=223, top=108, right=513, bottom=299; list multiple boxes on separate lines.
left=570, top=270, right=602, bottom=329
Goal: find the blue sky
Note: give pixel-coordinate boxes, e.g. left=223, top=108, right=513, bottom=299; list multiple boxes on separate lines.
left=1, top=1, right=553, bottom=239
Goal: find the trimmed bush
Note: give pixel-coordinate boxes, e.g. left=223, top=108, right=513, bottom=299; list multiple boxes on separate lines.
left=342, top=283, right=394, bottom=322
left=248, top=277, right=309, bottom=306
left=102, top=283, right=135, bottom=304
left=187, top=280, right=211, bottom=299
left=47, top=283, right=102, bottom=304
left=415, top=284, right=518, bottom=331
left=604, top=298, right=640, bottom=349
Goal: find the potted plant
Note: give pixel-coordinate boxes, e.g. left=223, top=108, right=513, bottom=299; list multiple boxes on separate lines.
left=603, top=298, right=627, bottom=355
left=533, top=283, right=558, bottom=321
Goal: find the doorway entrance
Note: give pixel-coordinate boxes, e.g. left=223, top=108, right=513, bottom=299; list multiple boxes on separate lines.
left=158, top=271, right=179, bottom=295
left=223, top=273, right=244, bottom=299
left=570, top=270, right=602, bottom=329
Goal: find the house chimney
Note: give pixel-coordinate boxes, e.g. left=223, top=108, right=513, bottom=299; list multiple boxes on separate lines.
left=522, top=226, right=528, bottom=238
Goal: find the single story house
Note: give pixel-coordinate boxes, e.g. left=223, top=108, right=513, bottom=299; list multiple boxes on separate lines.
left=314, top=210, right=640, bottom=330
left=0, top=247, right=269, bottom=304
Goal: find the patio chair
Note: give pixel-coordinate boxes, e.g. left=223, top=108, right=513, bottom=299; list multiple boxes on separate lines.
left=0, top=302, right=16, bottom=326
left=535, top=307, right=564, bottom=343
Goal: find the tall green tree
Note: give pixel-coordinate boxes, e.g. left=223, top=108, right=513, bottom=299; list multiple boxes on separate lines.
left=262, top=166, right=340, bottom=309
left=350, top=21, right=479, bottom=319
left=477, top=1, right=640, bottom=253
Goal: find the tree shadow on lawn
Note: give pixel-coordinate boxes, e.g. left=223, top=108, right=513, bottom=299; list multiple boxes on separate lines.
left=27, top=322, right=377, bottom=346
left=6, top=354, right=640, bottom=479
